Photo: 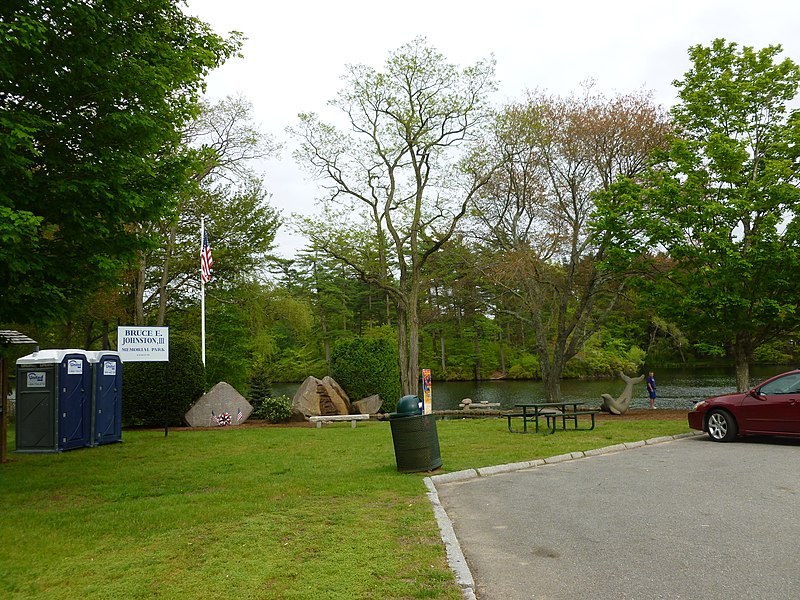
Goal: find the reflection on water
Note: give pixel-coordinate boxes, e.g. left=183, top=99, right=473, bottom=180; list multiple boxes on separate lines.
left=272, top=365, right=792, bottom=411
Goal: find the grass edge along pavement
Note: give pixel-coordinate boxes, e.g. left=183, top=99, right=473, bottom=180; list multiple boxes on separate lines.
left=0, top=416, right=690, bottom=599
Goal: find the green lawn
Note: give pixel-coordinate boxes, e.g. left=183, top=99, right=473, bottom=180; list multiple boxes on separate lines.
left=0, top=417, right=690, bottom=599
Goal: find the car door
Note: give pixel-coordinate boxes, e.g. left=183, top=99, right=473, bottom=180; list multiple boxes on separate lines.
left=740, top=372, right=800, bottom=434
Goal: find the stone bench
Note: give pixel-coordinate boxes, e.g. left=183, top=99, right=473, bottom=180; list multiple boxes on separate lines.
left=308, top=414, right=370, bottom=429
left=459, top=400, right=501, bottom=410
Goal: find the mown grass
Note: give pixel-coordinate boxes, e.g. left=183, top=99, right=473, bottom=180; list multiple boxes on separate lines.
left=0, top=416, right=690, bottom=599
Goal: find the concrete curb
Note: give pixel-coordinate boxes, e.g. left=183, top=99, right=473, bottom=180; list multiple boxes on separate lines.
left=423, top=478, right=475, bottom=598
left=425, top=430, right=704, bottom=600
left=429, top=469, right=479, bottom=484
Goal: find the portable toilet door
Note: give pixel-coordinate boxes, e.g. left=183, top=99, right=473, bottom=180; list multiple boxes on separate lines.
left=15, top=356, right=58, bottom=452
left=88, top=351, right=123, bottom=445
left=56, top=350, right=92, bottom=450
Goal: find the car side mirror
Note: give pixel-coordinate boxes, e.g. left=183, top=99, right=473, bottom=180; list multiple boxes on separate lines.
left=749, top=389, right=764, bottom=400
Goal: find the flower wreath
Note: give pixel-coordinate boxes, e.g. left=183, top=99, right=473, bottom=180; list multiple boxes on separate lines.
left=217, top=412, right=232, bottom=426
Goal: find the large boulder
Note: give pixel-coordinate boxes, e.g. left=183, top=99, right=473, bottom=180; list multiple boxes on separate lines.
left=322, top=376, right=350, bottom=405
left=185, top=381, right=252, bottom=427
left=292, top=376, right=350, bottom=417
left=350, top=394, right=382, bottom=415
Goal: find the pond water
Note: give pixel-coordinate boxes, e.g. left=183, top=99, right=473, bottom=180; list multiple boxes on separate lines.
left=272, top=365, right=792, bottom=411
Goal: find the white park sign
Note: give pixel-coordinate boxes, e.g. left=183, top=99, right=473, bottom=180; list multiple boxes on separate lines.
left=117, top=326, right=170, bottom=362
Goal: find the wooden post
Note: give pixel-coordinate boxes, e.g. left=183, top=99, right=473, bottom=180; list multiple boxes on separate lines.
left=1, top=357, right=8, bottom=464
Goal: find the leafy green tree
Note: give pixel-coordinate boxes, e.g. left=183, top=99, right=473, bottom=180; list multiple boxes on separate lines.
left=474, top=88, right=670, bottom=401
left=128, top=96, right=280, bottom=326
left=419, top=236, right=495, bottom=379
left=0, top=0, right=241, bottom=323
left=235, top=282, right=324, bottom=383
left=292, top=38, right=498, bottom=396
left=596, top=40, right=800, bottom=391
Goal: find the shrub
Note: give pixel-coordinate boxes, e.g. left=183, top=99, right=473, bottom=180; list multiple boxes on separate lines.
left=246, top=363, right=272, bottom=414
left=331, top=336, right=401, bottom=413
left=122, top=335, right=205, bottom=427
left=253, top=395, right=293, bottom=423
left=565, top=335, right=646, bottom=378
left=753, top=341, right=793, bottom=364
left=507, top=353, right=540, bottom=379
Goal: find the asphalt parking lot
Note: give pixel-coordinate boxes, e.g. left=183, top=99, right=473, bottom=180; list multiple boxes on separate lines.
left=434, top=435, right=800, bottom=600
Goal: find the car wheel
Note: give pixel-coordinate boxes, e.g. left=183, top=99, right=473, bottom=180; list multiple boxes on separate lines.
left=706, top=410, right=737, bottom=442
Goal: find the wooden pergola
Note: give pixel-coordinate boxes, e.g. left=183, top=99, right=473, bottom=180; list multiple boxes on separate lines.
left=0, top=330, right=38, bottom=464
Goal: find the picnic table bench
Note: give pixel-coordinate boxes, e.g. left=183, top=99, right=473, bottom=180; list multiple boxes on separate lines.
left=545, top=409, right=599, bottom=431
left=308, top=414, right=370, bottom=429
left=506, top=402, right=599, bottom=434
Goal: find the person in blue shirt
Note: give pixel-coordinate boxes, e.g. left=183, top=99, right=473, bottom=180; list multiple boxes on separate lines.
left=646, top=371, right=656, bottom=409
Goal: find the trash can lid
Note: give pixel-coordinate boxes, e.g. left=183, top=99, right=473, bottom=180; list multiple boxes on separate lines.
left=395, top=395, right=422, bottom=416
left=16, top=349, right=90, bottom=365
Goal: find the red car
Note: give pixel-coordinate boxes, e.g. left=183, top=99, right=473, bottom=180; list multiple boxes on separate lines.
left=688, top=369, right=800, bottom=442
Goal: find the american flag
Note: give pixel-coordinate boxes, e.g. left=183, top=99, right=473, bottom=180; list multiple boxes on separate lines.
left=201, top=229, right=214, bottom=284
left=237, top=408, right=243, bottom=422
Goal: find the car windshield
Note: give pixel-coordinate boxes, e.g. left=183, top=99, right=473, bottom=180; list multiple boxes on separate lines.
left=759, top=372, right=800, bottom=395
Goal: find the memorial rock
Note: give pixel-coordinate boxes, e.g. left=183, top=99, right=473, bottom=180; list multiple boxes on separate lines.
left=185, top=381, right=252, bottom=427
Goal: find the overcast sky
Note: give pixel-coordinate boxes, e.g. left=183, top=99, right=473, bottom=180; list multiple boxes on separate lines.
left=184, top=0, right=800, bottom=257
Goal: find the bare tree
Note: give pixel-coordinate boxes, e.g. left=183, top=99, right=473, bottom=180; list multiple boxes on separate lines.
left=292, top=38, right=497, bottom=395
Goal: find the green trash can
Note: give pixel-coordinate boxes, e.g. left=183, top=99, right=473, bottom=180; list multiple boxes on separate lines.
left=389, top=396, right=442, bottom=473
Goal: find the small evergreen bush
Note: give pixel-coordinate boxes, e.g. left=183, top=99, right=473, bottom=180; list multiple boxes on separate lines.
left=246, top=363, right=273, bottom=415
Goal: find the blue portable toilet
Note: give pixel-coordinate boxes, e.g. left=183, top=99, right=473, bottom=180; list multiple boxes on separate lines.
left=15, top=349, right=92, bottom=452
left=87, top=350, right=123, bottom=446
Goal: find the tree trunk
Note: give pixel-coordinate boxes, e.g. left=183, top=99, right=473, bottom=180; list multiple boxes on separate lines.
left=321, top=313, right=331, bottom=377
left=542, top=368, right=562, bottom=403
left=101, top=320, right=110, bottom=350
left=533, top=313, right=565, bottom=402
left=394, top=287, right=421, bottom=397
left=733, top=333, right=752, bottom=392
left=473, top=331, right=480, bottom=381
left=397, top=303, right=411, bottom=395
left=157, top=220, right=179, bottom=326
left=499, top=327, right=506, bottom=374
left=407, top=295, right=420, bottom=397
left=84, top=320, right=94, bottom=349
left=62, top=321, right=74, bottom=348
left=134, top=251, right=146, bottom=326
left=440, top=333, right=446, bottom=374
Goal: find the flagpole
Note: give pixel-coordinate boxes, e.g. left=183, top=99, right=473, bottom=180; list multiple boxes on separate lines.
left=200, top=217, right=206, bottom=367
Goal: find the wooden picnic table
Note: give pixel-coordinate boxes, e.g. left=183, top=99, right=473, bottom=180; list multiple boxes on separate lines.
left=507, top=402, right=599, bottom=434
